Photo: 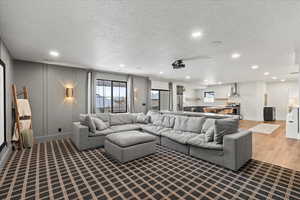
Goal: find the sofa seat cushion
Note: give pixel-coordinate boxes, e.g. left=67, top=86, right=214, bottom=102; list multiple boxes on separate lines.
left=187, top=134, right=223, bottom=151
left=140, top=124, right=171, bottom=136
left=161, top=130, right=199, bottom=144
left=106, top=131, right=157, bottom=147
left=110, top=124, right=141, bottom=132
left=174, top=116, right=206, bottom=133
left=89, top=128, right=116, bottom=137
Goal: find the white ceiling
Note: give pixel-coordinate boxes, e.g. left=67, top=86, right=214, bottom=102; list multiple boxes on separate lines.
left=1, top=0, right=300, bottom=85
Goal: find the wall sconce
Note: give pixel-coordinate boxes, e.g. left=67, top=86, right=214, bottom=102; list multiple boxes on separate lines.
left=65, top=87, right=74, bottom=99
left=134, top=88, right=138, bottom=101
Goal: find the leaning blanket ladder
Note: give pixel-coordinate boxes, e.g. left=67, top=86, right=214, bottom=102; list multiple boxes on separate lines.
left=12, top=84, right=32, bottom=149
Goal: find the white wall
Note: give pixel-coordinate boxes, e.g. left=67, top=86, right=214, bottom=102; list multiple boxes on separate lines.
left=172, top=82, right=202, bottom=110
left=151, top=80, right=169, bottom=90
left=194, top=81, right=298, bottom=121
left=197, top=84, right=231, bottom=106
left=239, top=81, right=266, bottom=121
left=266, top=81, right=298, bottom=120
left=196, top=82, right=266, bottom=120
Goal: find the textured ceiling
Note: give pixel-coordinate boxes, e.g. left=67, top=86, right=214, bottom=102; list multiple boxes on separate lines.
left=0, top=0, right=300, bottom=85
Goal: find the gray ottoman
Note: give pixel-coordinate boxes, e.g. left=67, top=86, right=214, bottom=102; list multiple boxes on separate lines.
left=105, top=131, right=156, bottom=163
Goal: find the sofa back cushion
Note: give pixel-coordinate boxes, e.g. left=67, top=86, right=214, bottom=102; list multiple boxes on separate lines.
left=87, top=115, right=96, bottom=133
left=92, top=117, right=109, bottom=131
left=174, top=116, right=206, bottom=133
left=214, top=118, right=239, bottom=144
left=204, top=126, right=215, bottom=142
left=135, top=113, right=150, bottom=124
left=96, top=113, right=110, bottom=123
left=110, top=113, right=136, bottom=126
left=147, top=110, right=161, bottom=123
left=80, top=114, right=96, bottom=126
left=161, top=115, right=176, bottom=128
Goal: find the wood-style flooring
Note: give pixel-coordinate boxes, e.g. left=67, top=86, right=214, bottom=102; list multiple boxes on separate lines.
left=240, top=120, right=300, bottom=171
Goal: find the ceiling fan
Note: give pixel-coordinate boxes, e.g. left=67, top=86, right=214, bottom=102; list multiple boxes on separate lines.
left=172, top=55, right=212, bottom=69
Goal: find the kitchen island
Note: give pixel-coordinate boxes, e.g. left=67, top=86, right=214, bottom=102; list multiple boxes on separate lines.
left=183, top=105, right=240, bottom=115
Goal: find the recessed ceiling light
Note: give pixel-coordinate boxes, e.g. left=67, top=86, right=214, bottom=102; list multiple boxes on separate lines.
left=272, top=76, right=277, bottom=80
left=191, top=31, right=203, bottom=38
left=264, top=72, right=270, bottom=76
left=119, top=64, right=125, bottom=68
left=218, top=82, right=222, bottom=85
left=280, top=79, right=285, bottom=82
left=159, top=71, right=164, bottom=74
left=231, top=53, right=241, bottom=59
left=251, top=65, right=259, bottom=70
left=49, top=50, right=59, bottom=57
left=186, top=75, right=191, bottom=79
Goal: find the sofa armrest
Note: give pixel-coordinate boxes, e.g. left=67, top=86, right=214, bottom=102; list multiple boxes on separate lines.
left=71, top=122, right=90, bottom=150
left=223, top=129, right=252, bottom=171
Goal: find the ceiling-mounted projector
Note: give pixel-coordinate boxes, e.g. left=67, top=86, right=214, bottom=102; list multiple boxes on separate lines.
left=172, top=59, right=185, bottom=69
left=172, top=55, right=212, bottom=70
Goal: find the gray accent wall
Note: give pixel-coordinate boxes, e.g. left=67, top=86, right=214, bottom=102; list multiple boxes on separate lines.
left=0, top=37, right=14, bottom=170
left=14, top=60, right=87, bottom=141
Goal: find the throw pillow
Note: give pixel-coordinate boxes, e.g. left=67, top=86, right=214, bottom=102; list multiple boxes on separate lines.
left=136, top=113, right=150, bottom=124
left=92, top=117, right=109, bottom=131
left=201, top=118, right=216, bottom=134
left=161, top=115, right=176, bottom=128
left=146, top=110, right=160, bottom=123
left=153, top=115, right=164, bottom=126
left=87, top=115, right=96, bottom=133
left=204, top=126, right=214, bottom=142
left=214, top=118, right=239, bottom=144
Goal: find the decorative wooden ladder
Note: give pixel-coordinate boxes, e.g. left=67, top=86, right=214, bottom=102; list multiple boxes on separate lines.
left=12, top=84, right=32, bottom=149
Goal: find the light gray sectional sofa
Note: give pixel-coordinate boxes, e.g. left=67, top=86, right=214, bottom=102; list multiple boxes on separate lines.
left=71, top=111, right=252, bottom=171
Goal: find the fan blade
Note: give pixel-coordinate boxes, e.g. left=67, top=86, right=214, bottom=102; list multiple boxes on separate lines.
left=182, top=55, right=212, bottom=61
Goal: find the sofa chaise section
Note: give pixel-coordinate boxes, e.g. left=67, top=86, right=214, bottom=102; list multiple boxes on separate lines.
left=72, top=122, right=106, bottom=150
left=188, top=129, right=252, bottom=171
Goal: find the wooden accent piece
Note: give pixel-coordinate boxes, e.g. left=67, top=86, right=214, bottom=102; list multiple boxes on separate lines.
left=12, top=84, right=33, bottom=149
left=12, top=85, right=23, bottom=149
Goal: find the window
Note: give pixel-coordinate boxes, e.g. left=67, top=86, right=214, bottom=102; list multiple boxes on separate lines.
left=95, top=79, right=127, bottom=113
left=151, top=90, right=160, bottom=110
left=204, top=91, right=215, bottom=103
left=151, top=89, right=170, bottom=111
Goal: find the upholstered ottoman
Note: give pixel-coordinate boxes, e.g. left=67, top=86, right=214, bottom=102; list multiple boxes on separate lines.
left=105, top=131, right=157, bottom=163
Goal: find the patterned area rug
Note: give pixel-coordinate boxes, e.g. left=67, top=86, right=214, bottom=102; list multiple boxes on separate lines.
left=249, top=123, right=280, bottom=134
left=0, top=139, right=299, bottom=200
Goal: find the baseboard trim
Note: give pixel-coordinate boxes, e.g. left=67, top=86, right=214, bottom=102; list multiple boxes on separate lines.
left=0, top=146, right=12, bottom=173
left=35, top=132, right=72, bottom=143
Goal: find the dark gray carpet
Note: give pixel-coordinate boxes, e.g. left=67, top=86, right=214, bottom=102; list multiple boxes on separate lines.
left=0, top=139, right=299, bottom=200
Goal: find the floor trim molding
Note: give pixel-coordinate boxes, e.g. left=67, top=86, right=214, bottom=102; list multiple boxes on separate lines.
left=35, top=132, right=71, bottom=143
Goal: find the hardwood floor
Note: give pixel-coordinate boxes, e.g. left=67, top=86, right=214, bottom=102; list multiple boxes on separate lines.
left=240, top=120, right=300, bottom=171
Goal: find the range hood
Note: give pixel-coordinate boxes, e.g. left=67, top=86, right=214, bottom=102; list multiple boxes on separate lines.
left=229, top=83, right=240, bottom=98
